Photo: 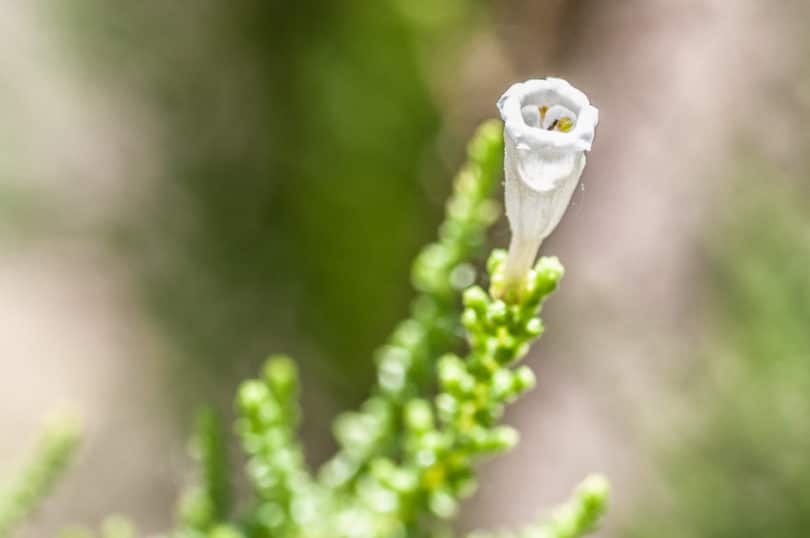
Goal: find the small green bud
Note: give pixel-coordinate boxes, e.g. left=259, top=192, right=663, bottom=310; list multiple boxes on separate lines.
left=370, top=458, right=396, bottom=480
left=263, top=355, right=297, bottom=400
left=461, top=307, right=480, bottom=332
left=463, top=286, right=489, bottom=313
left=492, top=368, right=515, bottom=400
left=272, top=447, right=299, bottom=472
left=429, top=490, right=458, bottom=519
left=468, top=119, right=503, bottom=161
left=405, top=399, right=435, bottom=434
left=437, top=354, right=474, bottom=395
left=525, top=317, right=544, bottom=337
left=578, top=473, right=610, bottom=510
left=513, top=365, right=536, bottom=394
left=392, top=319, right=425, bottom=350
left=493, top=332, right=518, bottom=364
left=177, top=488, right=213, bottom=530
left=486, top=300, right=508, bottom=325
left=377, top=346, right=412, bottom=395
left=491, top=426, right=519, bottom=451
left=488, top=272, right=507, bottom=300
left=422, top=430, right=447, bottom=451
left=235, top=422, right=259, bottom=450
left=439, top=219, right=465, bottom=243
left=531, top=256, right=564, bottom=298
left=478, top=402, right=504, bottom=424
left=319, top=453, right=356, bottom=487
left=477, top=199, right=501, bottom=226
left=486, top=249, right=507, bottom=276
left=372, top=459, right=419, bottom=495
left=411, top=295, right=439, bottom=322
left=454, top=471, right=479, bottom=499
left=255, top=502, right=286, bottom=530
left=334, top=412, right=366, bottom=449
left=447, top=195, right=473, bottom=221
left=392, top=469, right=419, bottom=494
left=257, top=399, right=282, bottom=425
left=412, top=244, right=451, bottom=293
left=546, top=474, right=610, bottom=538
left=450, top=263, right=477, bottom=290
left=247, top=460, right=276, bottom=489
left=237, top=380, right=270, bottom=415
left=435, top=393, right=458, bottom=423
left=471, top=426, right=519, bottom=453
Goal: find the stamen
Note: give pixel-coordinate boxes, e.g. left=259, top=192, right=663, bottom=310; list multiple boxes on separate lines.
left=557, top=117, right=574, bottom=132
left=539, top=105, right=575, bottom=132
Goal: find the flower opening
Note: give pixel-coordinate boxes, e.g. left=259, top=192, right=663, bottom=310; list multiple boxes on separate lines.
left=496, top=78, right=599, bottom=288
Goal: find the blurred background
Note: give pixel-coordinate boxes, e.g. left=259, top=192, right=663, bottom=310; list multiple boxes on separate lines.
left=1, top=0, right=809, bottom=536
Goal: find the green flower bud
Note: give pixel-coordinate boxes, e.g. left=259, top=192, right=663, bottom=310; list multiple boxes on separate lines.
left=257, top=399, right=283, bottom=426
left=255, top=502, right=286, bottom=531
left=263, top=355, right=297, bottom=401
left=405, top=399, right=435, bottom=434
left=477, top=199, right=500, bottom=227
left=578, top=473, right=610, bottom=511
left=492, top=368, right=515, bottom=400
left=525, top=317, right=544, bottom=337
left=461, top=307, right=480, bottom=333
left=437, top=354, right=474, bottom=395
left=439, top=219, right=466, bottom=243
left=513, top=365, right=536, bottom=394
left=177, top=489, right=214, bottom=530
left=377, top=346, right=412, bottom=395
left=486, top=249, right=507, bottom=276
left=391, top=320, right=425, bottom=350
left=531, top=256, right=564, bottom=297
left=435, top=393, right=458, bottom=423
left=454, top=471, right=478, bottom=499
left=486, top=300, right=508, bottom=325
left=493, top=332, right=519, bottom=364
left=372, top=459, right=419, bottom=496
left=429, top=490, right=458, bottom=519
left=463, top=286, right=489, bottom=314
left=237, top=381, right=270, bottom=415
left=470, top=426, right=519, bottom=453
left=334, top=412, right=376, bottom=450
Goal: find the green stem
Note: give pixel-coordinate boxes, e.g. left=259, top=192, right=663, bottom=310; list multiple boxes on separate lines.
left=0, top=420, right=81, bottom=538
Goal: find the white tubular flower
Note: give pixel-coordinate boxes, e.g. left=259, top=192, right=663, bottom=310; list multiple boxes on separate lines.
left=497, top=78, right=599, bottom=284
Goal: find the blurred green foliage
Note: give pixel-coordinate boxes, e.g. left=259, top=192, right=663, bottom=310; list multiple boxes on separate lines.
left=624, top=162, right=810, bottom=537
left=56, top=0, right=488, bottom=405
left=469, top=474, right=609, bottom=538
left=0, top=420, right=80, bottom=538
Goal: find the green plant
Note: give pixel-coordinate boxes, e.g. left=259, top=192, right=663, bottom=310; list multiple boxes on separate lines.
left=0, top=119, right=607, bottom=538
left=0, top=420, right=80, bottom=537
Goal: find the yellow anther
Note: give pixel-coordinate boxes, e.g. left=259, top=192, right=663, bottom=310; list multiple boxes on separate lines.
left=557, top=117, right=574, bottom=132
left=422, top=464, right=446, bottom=489
left=538, top=105, right=548, bottom=121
